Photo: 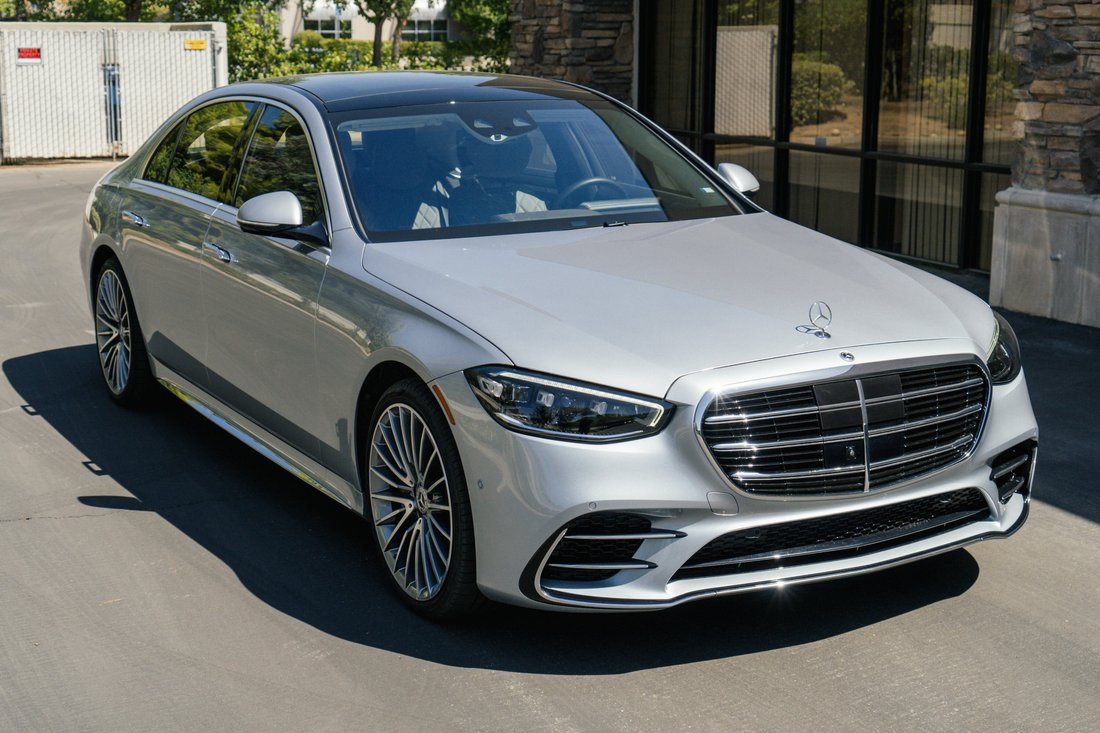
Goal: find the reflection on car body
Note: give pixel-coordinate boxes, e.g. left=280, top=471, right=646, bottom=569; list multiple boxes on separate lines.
left=80, top=72, right=1037, bottom=618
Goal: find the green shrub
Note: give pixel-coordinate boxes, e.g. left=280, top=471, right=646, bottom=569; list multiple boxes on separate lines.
left=790, top=59, right=854, bottom=127
left=921, top=72, right=1018, bottom=130
left=291, top=30, right=324, bottom=48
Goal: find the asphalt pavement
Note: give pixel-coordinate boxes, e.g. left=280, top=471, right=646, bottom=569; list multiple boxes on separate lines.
left=1, top=161, right=1098, bottom=731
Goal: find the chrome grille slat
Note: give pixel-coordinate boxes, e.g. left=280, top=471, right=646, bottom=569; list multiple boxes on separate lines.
left=867, top=404, right=982, bottom=436
left=703, top=401, right=860, bottom=425
left=700, top=362, right=990, bottom=496
left=862, top=376, right=984, bottom=405
left=710, top=429, right=864, bottom=452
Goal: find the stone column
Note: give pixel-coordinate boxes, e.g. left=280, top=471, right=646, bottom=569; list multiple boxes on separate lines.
left=990, top=1, right=1100, bottom=326
left=509, top=0, right=635, bottom=104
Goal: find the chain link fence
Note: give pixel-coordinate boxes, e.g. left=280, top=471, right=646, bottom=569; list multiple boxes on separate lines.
left=0, top=22, right=227, bottom=163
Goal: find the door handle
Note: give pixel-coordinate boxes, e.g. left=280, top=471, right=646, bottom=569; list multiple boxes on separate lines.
left=121, top=210, right=147, bottom=227
left=202, top=241, right=232, bottom=263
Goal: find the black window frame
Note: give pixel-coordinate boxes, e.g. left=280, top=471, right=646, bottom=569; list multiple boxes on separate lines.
left=638, top=0, right=1011, bottom=271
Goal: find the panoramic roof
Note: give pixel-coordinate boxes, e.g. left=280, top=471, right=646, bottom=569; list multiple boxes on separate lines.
left=272, top=71, right=599, bottom=112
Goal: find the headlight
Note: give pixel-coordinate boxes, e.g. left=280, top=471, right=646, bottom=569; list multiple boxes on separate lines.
left=465, top=366, right=674, bottom=442
left=986, top=312, right=1022, bottom=384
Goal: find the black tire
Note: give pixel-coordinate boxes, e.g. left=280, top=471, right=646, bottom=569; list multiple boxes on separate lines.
left=364, top=378, right=483, bottom=620
left=93, top=257, right=156, bottom=407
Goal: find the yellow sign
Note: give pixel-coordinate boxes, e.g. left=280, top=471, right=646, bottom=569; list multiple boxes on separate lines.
left=184, top=39, right=208, bottom=51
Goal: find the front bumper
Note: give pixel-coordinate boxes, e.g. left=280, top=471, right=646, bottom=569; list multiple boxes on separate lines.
left=432, top=339, right=1038, bottom=611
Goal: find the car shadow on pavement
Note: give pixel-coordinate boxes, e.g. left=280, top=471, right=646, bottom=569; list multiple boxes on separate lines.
left=5, top=344, right=981, bottom=675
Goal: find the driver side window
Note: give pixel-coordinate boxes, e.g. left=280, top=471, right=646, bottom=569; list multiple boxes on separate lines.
left=234, top=105, right=323, bottom=224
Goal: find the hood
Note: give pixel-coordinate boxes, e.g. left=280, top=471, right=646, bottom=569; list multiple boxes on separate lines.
left=363, top=213, right=995, bottom=398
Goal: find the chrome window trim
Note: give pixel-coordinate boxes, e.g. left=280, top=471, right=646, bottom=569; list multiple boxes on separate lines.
left=692, top=353, right=994, bottom=502
left=131, top=177, right=222, bottom=211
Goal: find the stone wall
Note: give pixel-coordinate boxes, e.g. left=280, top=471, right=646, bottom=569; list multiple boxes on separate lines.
left=992, top=2, right=1100, bottom=326
left=509, top=0, right=634, bottom=104
left=1013, top=1, right=1100, bottom=193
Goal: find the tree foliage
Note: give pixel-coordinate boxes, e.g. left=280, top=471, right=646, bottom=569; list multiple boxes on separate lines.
left=446, top=0, right=509, bottom=61
left=225, top=1, right=294, bottom=82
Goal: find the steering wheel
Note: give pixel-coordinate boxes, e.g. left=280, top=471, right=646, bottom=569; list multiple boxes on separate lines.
left=553, top=177, right=629, bottom=210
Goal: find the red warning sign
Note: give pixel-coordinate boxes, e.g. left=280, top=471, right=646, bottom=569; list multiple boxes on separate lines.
left=16, top=47, right=42, bottom=65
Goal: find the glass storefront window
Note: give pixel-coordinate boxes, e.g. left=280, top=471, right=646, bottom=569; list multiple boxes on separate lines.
left=978, top=171, right=1011, bottom=270
left=643, top=1, right=1013, bottom=271
left=715, top=3, right=778, bottom=139
left=874, top=161, right=964, bottom=264
left=714, top=144, right=775, bottom=210
left=790, top=151, right=860, bottom=243
left=983, top=1, right=1017, bottom=166
left=642, top=0, right=702, bottom=135
left=790, top=0, right=867, bottom=148
left=878, top=1, right=973, bottom=160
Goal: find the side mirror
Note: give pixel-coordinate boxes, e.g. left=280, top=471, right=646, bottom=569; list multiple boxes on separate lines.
left=237, top=190, right=304, bottom=234
left=716, top=163, right=761, bottom=196
left=237, top=190, right=327, bottom=247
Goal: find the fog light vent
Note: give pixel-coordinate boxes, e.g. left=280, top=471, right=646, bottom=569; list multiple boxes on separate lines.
left=541, top=512, right=683, bottom=582
left=990, top=440, right=1037, bottom=504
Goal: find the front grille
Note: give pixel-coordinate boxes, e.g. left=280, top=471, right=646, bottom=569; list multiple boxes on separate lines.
left=672, top=487, right=992, bottom=581
left=700, top=362, right=989, bottom=495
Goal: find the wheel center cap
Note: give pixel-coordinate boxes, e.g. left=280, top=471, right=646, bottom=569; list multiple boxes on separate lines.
left=415, top=485, right=430, bottom=515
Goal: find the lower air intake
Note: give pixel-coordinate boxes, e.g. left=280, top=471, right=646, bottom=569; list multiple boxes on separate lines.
left=672, top=488, right=992, bottom=581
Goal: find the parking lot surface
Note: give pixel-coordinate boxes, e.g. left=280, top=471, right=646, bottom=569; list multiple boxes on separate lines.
left=2, top=161, right=1099, bottom=731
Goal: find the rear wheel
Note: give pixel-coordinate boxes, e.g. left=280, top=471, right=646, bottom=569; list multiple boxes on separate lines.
left=94, top=257, right=155, bottom=406
left=365, top=379, right=482, bottom=619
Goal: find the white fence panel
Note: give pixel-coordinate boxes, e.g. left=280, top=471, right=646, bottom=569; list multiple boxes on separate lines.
left=115, top=30, right=216, bottom=156
left=0, top=29, right=107, bottom=159
left=715, top=26, right=777, bottom=138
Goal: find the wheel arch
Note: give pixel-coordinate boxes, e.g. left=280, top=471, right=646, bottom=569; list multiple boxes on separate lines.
left=352, top=357, right=431, bottom=491
left=89, top=243, right=120, bottom=297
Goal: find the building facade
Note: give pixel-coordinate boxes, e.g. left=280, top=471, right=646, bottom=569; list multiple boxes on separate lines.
left=510, top=0, right=1100, bottom=328
left=280, top=0, right=451, bottom=47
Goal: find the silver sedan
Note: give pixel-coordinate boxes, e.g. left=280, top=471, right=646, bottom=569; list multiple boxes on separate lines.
left=80, top=72, right=1037, bottom=617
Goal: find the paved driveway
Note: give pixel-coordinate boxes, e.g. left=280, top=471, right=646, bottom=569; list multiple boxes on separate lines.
left=1, top=162, right=1098, bottom=731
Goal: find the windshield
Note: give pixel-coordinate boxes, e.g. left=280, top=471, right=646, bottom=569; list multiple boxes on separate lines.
left=332, top=98, right=744, bottom=241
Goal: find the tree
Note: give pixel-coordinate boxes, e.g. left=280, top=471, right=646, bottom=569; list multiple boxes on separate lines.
left=351, top=0, right=400, bottom=67
left=224, top=0, right=292, bottom=81
left=389, top=0, right=413, bottom=62
left=446, top=0, right=509, bottom=58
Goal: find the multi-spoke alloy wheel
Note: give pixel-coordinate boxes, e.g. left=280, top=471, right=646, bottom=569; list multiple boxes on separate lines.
left=365, top=379, right=481, bottom=618
left=93, top=258, right=154, bottom=406
left=369, top=402, right=454, bottom=601
left=96, top=268, right=131, bottom=395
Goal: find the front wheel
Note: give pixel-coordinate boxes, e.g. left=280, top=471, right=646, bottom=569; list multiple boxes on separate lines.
left=94, top=257, right=155, bottom=407
left=365, top=379, right=482, bottom=619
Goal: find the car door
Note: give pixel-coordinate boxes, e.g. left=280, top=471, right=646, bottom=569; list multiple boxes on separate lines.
left=199, top=102, right=329, bottom=458
left=118, top=100, right=257, bottom=388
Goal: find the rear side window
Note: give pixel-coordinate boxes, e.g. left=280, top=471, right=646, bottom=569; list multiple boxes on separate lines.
left=165, top=101, right=256, bottom=202
left=234, top=105, right=323, bottom=224
left=143, top=122, right=183, bottom=183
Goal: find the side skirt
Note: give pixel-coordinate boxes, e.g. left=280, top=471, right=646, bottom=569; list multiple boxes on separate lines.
left=153, top=366, right=364, bottom=516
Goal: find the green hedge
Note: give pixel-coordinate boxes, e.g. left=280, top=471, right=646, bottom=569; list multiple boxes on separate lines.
left=921, top=73, right=1016, bottom=130
left=790, top=59, right=854, bottom=127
